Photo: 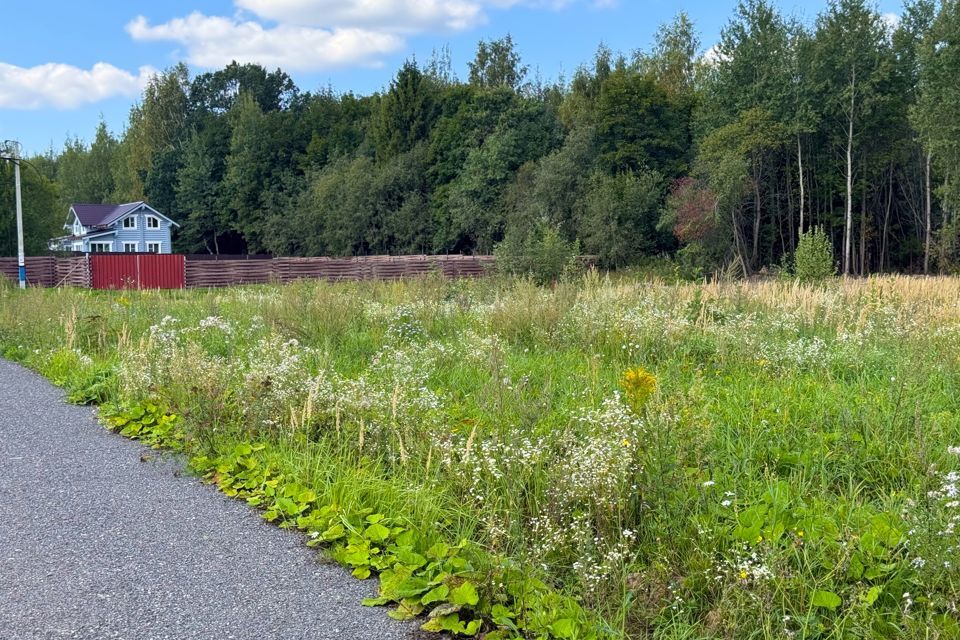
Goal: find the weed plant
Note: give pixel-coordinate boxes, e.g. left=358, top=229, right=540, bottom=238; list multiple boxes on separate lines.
left=2, top=273, right=960, bottom=638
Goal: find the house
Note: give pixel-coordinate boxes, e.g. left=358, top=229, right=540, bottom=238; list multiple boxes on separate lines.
left=49, top=202, right=179, bottom=253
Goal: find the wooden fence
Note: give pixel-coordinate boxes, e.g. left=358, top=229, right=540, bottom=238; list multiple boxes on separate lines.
left=186, top=255, right=495, bottom=287
left=0, top=254, right=496, bottom=289
left=0, top=256, right=90, bottom=287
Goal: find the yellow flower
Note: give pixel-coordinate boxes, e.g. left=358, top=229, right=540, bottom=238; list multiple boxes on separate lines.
left=739, top=570, right=748, bottom=580
left=797, top=530, right=804, bottom=538
left=756, top=535, right=764, bottom=543
left=622, top=439, right=631, bottom=447
left=620, top=367, right=657, bottom=408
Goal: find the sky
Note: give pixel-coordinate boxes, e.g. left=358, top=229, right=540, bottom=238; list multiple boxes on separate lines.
left=0, top=0, right=905, bottom=156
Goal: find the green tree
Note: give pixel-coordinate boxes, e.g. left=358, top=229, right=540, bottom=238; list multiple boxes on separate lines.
left=222, top=94, right=270, bottom=252
left=0, top=159, right=60, bottom=256
left=579, top=169, right=665, bottom=268
left=113, top=64, right=190, bottom=202
left=189, top=61, right=297, bottom=114
left=812, top=0, right=888, bottom=274
left=640, top=12, right=701, bottom=98
left=468, top=35, right=528, bottom=90
left=794, top=226, right=836, bottom=281
left=374, top=61, right=439, bottom=160
left=913, top=0, right=960, bottom=270
left=595, top=69, right=689, bottom=177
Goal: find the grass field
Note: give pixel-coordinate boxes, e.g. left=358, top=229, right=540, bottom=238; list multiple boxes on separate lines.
left=2, top=273, right=959, bottom=639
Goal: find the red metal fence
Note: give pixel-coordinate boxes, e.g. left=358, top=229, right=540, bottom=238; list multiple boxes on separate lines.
left=89, top=254, right=186, bottom=290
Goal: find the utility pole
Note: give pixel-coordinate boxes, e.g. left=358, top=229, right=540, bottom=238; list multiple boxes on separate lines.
left=1, top=140, right=25, bottom=289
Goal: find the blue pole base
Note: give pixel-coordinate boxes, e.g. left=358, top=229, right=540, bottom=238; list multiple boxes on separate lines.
left=18, top=264, right=26, bottom=286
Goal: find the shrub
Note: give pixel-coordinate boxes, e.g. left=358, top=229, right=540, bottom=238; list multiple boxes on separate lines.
left=794, top=226, right=836, bottom=282
left=494, top=222, right=581, bottom=285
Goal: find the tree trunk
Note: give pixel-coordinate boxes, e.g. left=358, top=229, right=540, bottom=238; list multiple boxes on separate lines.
left=844, top=69, right=856, bottom=276
left=729, top=203, right=749, bottom=276
left=797, top=134, right=805, bottom=239
left=860, top=175, right=867, bottom=276
left=924, top=150, right=932, bottom=274
left=881, top=162, right=892, bottom=272
left=753, top=167, right=762, bottom=269
left=786, top=154, right=796, bottom=253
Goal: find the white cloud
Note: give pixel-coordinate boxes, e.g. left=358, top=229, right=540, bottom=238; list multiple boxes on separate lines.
left=127, top=1, right=614, bottom=73
left=235, top=0, right=486, bottom=33
left=881, top=12, right=901, bottom=32
left=0, top=62, right=156, bottom=110
left=233, top=0, right=605, bottom=32
left=701, top=44, right=725, bottom=66
left=127, top=13, right=403, bottom=71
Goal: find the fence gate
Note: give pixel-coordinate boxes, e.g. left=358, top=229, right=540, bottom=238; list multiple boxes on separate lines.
left=90, top=254, right=185, bottom=290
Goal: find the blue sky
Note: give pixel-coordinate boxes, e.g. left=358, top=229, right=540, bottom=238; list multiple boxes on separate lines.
left=1, top=0, right=904, bottom=156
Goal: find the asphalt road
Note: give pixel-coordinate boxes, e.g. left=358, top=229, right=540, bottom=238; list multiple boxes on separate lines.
left=0, top=358, right=410, bottom=640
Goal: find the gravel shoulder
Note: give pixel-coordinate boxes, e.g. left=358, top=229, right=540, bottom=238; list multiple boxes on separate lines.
left=0, top=358, right=411, bottom=640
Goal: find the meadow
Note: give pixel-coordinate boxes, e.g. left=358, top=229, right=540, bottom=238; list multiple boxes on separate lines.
left=1, top=273, right=959, bottom=639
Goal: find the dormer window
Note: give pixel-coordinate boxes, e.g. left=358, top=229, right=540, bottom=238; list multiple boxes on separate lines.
left=123, top=216, right=137, bottom=229
left=146, top=216, right=160, bottom=229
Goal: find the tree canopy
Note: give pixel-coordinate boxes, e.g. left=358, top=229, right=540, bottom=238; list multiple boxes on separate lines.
left=7, top=2, right=960, bottom=275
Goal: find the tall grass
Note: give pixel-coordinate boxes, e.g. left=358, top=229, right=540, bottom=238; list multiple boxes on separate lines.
left=2, top=273, right=959, bottom=638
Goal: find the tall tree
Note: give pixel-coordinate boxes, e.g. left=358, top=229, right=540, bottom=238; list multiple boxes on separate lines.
left=813, top=0, right=887, bottom=274
left=913, top=0, right=960, bottom=270
left=374, top=61, right=439, bottom=160
left=468, top=35, right=528, bottom=91
left=113, top=64, right=190, bottom=202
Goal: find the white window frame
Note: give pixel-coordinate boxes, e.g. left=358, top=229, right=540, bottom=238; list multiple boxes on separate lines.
left=146, top=215, right=160, bottom=229
left=123, top=216, right=137, bottom=229
left=89, top=242, right=112, bottom=253
left=146, top=242, right=162, bottom=254
left=123, top=241, right=139, bottom=253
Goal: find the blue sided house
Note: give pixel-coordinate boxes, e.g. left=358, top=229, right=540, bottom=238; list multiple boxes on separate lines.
left=50, top=202, right=179, bottom=253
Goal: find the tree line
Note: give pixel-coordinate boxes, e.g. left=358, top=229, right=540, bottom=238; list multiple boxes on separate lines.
left=3, top=0, right=959, bottom=275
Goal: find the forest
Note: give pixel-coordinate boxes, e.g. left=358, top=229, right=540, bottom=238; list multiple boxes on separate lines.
left=2, top=0, right=959, bottom=276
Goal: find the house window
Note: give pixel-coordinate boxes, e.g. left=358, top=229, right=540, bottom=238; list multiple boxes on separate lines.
left=146, top=216, right=160, bottom=229
left=146, top=242, right=162, bottom=254
left=123, top=242, right=139, bottom=253
left=89, top=242, right=112, bottom=253
left=123, top=216, right=137, bottom=229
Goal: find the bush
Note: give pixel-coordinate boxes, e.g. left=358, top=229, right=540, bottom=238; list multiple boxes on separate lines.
left=794, top=226, right=836, bottom=282
left=494, top=222, right=582, bottom=285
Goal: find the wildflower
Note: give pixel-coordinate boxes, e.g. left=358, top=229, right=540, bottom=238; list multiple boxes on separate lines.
left=620, top=367, right=657, bottom=408
left=756, top=535, right=763, bottom=543
left=721, top=499, right=732, bottom=507
left=702, top=480, right=716, bottom=487
left=949, top=446, right=960, bottom=456
left=622, top=439, right=631, bottom=447
left=739, top=570, right=748, bottom=580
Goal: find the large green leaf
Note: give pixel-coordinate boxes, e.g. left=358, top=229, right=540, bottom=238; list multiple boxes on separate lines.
left=811, top=590, right=842, bottom=611
left=450, top=581, right=479, bottom=607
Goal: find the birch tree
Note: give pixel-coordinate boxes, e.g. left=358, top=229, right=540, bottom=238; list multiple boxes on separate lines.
left=813, top=0, right=886, bottom=274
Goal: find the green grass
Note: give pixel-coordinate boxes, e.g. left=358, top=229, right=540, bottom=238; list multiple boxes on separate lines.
left=2, top=273, right=960, bottom=639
